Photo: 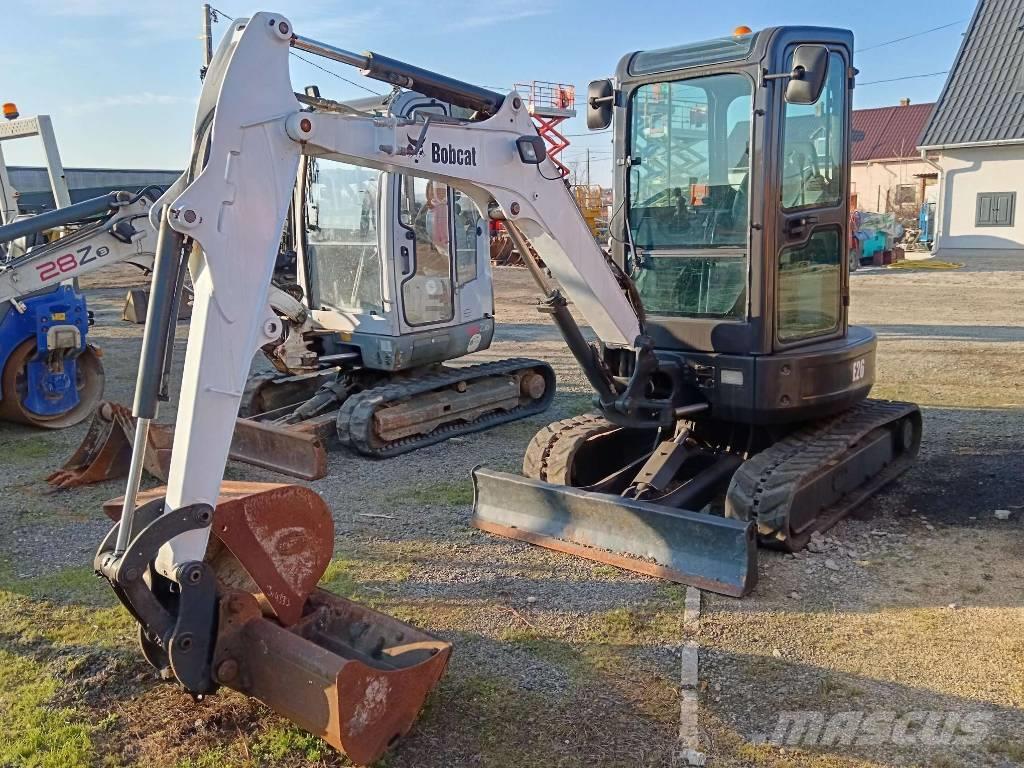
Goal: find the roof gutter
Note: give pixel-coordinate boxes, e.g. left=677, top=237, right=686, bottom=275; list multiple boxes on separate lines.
left=918, top=138, right=1024, bottom=151
left=919, top=149, right=943, bottom=254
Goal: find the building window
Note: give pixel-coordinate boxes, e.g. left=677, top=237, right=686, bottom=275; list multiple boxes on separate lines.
left=976, top=192, right=1016, bottom=227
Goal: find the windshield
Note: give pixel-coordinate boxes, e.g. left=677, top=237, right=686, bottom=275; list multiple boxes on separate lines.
left=304, top=159, right=383, bottom=314
left=627, top=73, right=753, bottom=320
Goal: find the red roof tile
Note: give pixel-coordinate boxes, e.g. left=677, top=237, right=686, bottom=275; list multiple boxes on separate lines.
left=851, top=103, right=935, bottom=162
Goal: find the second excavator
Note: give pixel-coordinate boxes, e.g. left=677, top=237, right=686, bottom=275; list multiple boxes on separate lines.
left=472, top=26, right=922, bottom=596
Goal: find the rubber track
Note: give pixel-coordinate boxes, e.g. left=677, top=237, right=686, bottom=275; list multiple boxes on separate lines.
left=337, top=358, right=556, bottom=458
left=522, top=413, right=615, bottom=484
left=726, top=399, right=920, bottom=547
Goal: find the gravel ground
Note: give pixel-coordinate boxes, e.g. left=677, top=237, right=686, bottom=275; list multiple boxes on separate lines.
left=0, top=256, right=1021, bottom=768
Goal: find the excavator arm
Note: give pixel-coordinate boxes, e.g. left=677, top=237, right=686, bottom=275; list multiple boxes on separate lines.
left=0, top=191, right=157, bottom=307
left=140, top=11, right=650, bottom=575
left=97, top=12, right=654, bottom=763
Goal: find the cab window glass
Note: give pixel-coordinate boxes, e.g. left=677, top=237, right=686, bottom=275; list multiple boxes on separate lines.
left=777, top=228, right=841, bottom=341
left=780, top=51, right=846, bottom=211
left=304, top=159, right=382, bottom=313
left=629, top=73, right=753, bottom=249
left=453, top=190, right=479, bottom=285
left=399, top=176, right=454, bottom=325
left=627, top=73, right=752, bottom=320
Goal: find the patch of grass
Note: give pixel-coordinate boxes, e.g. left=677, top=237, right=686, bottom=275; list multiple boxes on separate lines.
left=319, top=558, right=362, bottom=599
left=0, top=591, right=130, bottom=650
left=0, top=564, right=113, bottom=607
left=388, top=479, right=473, bottom=508
left=590, top=607, right=645, bottom=643
left=173, top=746, right=240, bottom=768
left=0, top=649, right=94, bottom=768
left=988, top=738, right=1024, bottom=762
left=320, top=554, right=415, bottom=599
left=431, top=674, right=570, bottom=768
left=583, top=603, right=686, bottom=646
left=250, top=724, right=328, bottom=765
left=499, top=627, right=582, bottom=667
left=886, top=259, right=962, bottom=270
left=0, top=559, right=128, bottom=648
left=1, top=435, right=62, bottom=462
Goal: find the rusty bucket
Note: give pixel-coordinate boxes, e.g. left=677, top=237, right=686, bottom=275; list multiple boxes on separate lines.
left=48, top=402, right=136, bottom=488
left=105, top=481, right=450, bottom=765
left=214, top=588, right=450, bottom=765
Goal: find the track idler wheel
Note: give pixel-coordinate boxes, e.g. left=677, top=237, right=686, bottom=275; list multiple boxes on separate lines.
left=0, top=340, right=105, bottom=429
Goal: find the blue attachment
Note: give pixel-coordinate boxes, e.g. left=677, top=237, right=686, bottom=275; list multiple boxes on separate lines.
left=0, top=284, right=91, bottom=418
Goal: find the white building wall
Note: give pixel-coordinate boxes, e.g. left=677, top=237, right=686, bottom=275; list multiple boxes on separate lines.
left=850, top=158, right=934, bottom=212
left=932, top=144, right=1024, bottom=254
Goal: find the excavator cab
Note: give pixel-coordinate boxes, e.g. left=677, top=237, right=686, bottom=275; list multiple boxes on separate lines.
left=598, top=28, right=868, bottom=425
left=473, top=27, right=922, bottom=596
left=297, top=90, right=495, bottom=369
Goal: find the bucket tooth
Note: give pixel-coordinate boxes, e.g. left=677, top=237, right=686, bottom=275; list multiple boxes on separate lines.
left=471, top=467, right=758, bottom=597
left=214, top=588, right=450, bottom=766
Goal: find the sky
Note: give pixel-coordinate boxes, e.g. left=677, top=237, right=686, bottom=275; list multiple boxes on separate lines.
left=2, top=0, right=977, bottom=186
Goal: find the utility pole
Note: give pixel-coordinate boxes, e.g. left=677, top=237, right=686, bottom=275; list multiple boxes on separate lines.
left=586, top=148, right=591, bottom=187
left=201, top=4, right=214, bottom=73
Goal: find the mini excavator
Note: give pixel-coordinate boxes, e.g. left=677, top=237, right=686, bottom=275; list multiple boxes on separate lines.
left=91, top=14, right=919, bottom=765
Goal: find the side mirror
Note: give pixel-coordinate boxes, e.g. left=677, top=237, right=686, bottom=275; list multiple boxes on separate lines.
left=785, top=45, right=829, bottom=105
left=587, top=79, right=614, bottom=130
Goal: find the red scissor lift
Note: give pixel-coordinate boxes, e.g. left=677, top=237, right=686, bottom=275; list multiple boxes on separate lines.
left=491, top=82, right=577, bottom=266
left=513, top=81, right=577, bottom=177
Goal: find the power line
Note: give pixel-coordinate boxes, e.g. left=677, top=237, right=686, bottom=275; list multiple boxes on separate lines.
left=288, top=51, right=386, bottom=96
left=207, top=6, right=384, bottom=96
left=856, top=19, right=968, bottom=52
left=859, top=70, right=949, bottom=86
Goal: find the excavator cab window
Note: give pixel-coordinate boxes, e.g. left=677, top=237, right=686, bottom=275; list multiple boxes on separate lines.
left=627, top=73, right=752, bottom=320
left=779, top=51, right=845, bottom=211
left=453, top=190, right=479, bottom=285
left=304, top=158, right=384, bottom=314
left=398, top=175, right=455, bottom=325
left=776, top=51, right=846, bottom=344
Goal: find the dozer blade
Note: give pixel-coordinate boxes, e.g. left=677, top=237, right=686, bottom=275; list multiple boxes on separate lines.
left=106, top=481, right=450, bottom=764
left=53, top=402, right=327, bottom=488
left=228, top=417, right=328, bottom=481
left=471, top=467, right=757, bottom=597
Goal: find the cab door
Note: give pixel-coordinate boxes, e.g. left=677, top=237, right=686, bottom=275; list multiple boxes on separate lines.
left=773, top=45, right=851, bottom=351
left=391, top=102, right=460, bottom=334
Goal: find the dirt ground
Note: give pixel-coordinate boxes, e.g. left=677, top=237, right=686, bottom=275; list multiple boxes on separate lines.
left=0, top=255, right=1021, bottom=768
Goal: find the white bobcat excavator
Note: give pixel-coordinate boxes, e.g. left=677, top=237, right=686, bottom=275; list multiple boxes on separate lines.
left=95, top=12, right=919, bottom=763
left=48, top=85, right=555, bottom=487
left=93, top=12, right=604, bottom=763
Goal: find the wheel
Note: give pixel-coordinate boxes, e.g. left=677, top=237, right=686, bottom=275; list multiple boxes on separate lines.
left=0, top=339, right=104, bottom=428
